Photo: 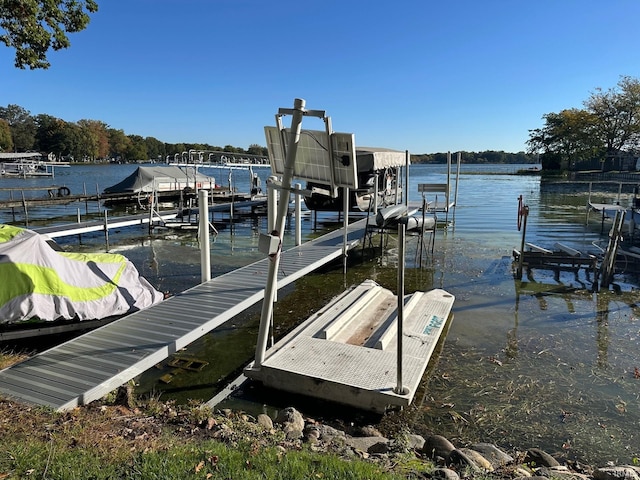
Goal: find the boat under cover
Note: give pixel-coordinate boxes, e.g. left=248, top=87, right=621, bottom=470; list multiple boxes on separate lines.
left=303, top=147, right=407, bottom=212
left=104, top=165, right=216, bottom=194
left=0, top=224, right=164, bottom=325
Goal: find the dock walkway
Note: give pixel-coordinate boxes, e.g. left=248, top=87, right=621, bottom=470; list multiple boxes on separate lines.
left=0, top=218, right=368, bottom=411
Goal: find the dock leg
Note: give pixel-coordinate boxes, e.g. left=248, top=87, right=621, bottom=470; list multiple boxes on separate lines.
left=394, top=223, right=409, bottom=396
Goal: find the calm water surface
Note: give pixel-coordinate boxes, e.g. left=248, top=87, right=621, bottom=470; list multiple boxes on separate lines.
left=2, top=163, right=639, bottom=465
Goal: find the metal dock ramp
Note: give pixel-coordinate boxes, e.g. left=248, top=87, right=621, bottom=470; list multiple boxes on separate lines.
left=0, top=219, right=368, bottom=411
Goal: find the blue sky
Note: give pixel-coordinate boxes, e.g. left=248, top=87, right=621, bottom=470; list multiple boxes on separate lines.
left=1, top=0, right=639, bottom=154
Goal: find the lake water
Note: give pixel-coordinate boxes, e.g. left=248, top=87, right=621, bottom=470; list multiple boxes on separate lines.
left=1, top=163, right=639, bottom=466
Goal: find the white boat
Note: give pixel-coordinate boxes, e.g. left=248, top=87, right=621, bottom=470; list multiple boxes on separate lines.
left=0, top=224, right=164, bottom=339
left=103, top=165, right=221, bottom=206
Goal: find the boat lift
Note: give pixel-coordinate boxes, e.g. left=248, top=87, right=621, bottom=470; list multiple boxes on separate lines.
left=244, top=99, right=455, bottom=412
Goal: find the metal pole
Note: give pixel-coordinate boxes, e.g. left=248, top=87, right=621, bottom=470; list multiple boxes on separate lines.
left=405, top=150, right=410, bottom=207
left=374, top=172, right=379, bottom=215
left=254, top=98, right=306, bottom=368
left=199, top=190, right=211, bottom=282
left=267, top=175, right=277, bottom=233
left=295, top=183, right=301, bottom=246
left=343, top=187, right=349, bottom=275
left=395, top=223, right=409, bottom=395
left=104, top=210, right=109, bottom=252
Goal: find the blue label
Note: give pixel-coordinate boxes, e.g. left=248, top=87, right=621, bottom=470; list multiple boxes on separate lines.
left=423, top=315, right=444, bottom=335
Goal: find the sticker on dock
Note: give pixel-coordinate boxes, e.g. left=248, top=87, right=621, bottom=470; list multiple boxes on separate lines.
left=423, top=315, right=444, bottom=335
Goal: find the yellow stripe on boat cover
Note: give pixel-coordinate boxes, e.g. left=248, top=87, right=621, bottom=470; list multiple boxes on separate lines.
left=0, top=261, right=127, bottom=305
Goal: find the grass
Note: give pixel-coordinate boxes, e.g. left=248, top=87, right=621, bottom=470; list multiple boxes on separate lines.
left=0, top=394, right=426, bottom=480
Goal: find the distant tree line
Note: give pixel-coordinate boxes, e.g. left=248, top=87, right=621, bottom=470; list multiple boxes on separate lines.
left=0, top=104, right=268, bottom=162
left=412, top=151, right=535, bottom=164
left=527, top=76, right=640, bottom=172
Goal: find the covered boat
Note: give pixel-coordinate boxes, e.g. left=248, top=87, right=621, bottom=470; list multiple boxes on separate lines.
left=303, top=147, right=407, bottom=212
left=0, top=224, right=164, bottom=325
left=104, top=165, right=217, bottom=194
left=103, top=165, right=217, bottom=205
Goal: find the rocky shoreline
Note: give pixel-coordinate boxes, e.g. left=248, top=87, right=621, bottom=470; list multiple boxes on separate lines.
left=2, top=392, right=639, bottom=479
left=193, top=404, right=640, bottom=480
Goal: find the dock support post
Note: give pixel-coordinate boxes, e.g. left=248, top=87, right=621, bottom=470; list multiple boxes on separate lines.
left=374, top=173, right=379, bottom=215
left=405, top=150, right=409, bottom=207
left=104, top=210, right=109, bottom=251
left=267, top=175, right=277, bottom=233
left=254, top=98, right=307, bottom=369
left=395, top=223, right=409, bottom=395
left=516, top=195, right=529, bottom=280
left=343, top=187, right=349, bottom=275
left=199, top=190, right=211, bottom=282
left=295, top=183, right=302, bottom=246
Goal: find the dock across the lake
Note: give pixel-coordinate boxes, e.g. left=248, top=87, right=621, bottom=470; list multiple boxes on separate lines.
left=0, top=218, right=369, bottom=411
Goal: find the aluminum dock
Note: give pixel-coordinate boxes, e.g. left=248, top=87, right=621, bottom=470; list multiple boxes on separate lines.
left=0, top=218, right=367, bottom=411
left=244, top=279, right=455, bottom=413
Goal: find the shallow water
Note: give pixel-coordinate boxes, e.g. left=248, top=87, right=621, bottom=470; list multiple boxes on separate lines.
left=2, top=163, right=639, bottom=465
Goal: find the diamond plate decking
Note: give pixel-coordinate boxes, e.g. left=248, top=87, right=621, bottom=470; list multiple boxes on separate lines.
left=0, top=218, right=368, bottom=411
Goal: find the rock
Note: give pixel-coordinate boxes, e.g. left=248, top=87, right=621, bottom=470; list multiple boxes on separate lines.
left=358, top=425, right=383, bottom=437
left=459, top=447, right=494, bottom=471
left=471, top=442, right=514, bottom=467
left=318, top=424, right=346, bottom=442
left=448, top=448, right=481, bottom=472
left=422, top=434, right=456, bottom=459
left=303, top=424, right=320, bottom=444
left=538, top=466, right=591, bottom=480
left=513, top=467, right=533, bottom=477
left=368, top=441, right=390, bottom=454
left=524, top=448, right=560, bottom=467
left=404, top=433, right=426, bottom=451
left=285, top=428, right=303, bottom=440
left=275, top=407, right=304, bottom=433
left=593, top=466, right=640, bottom=480
left=256, top=414, right=273, bottom=430
left=346, top=436, right=390, bottom=453
left=431, top=468, right=460, bottom=480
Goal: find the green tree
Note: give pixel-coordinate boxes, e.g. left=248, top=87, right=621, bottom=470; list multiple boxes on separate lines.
left=78, top=119, right=109, bottom=160
left=527, top=109, right=601, bottom=170
left=0, top=118, right=12, bottom=151
left=247, top=143, right=267, bottom=156
left=125, top=134, right=147, bottom=161
left=34, top=114, right=68, bottom=158
left=584, top=75, right=640, bottom=156
left=108, top=128, right=130, bottom=161
left=0, top=104, right=36, bottom=151
left=61, top=121, right=83, bottom=160
left=0, top=0, right=98, bottom=69
left=145, top=136, right=165, bottom=161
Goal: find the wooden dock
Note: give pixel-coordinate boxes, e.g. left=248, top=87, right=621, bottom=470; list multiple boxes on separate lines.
left=0, top=218, right=368, bottom=411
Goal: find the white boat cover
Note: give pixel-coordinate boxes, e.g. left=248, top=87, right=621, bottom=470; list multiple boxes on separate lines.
left=104, top=165, right=215, bottom=194
left=0, top=225, right=164, bottom=324
left=356, top=147, right=409, bottom=171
